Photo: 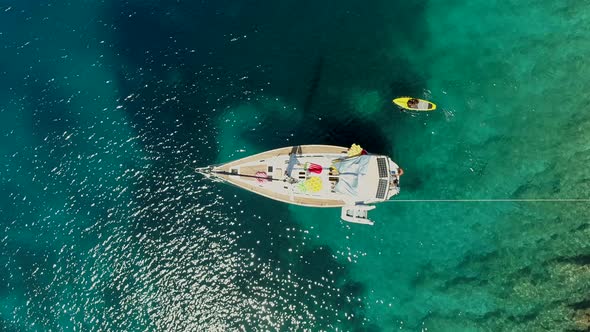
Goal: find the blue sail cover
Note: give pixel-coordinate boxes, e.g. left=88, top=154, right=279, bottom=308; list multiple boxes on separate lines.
left=333, top=155, right=371, bottom=196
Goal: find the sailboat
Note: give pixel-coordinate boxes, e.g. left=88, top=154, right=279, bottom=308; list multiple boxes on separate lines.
left=196, top=144, right=402, bottom=225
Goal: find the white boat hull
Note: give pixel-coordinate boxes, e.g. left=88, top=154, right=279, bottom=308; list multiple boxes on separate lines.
left=198, top=145, right=402, bottom=224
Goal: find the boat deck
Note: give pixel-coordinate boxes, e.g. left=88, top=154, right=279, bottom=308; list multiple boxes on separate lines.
left=211, top=145, right=350, bottom=207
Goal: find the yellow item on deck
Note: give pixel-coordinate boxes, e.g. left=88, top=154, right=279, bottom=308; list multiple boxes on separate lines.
left=348, top=144, right=363, bottom=157
left=298, top=176, right=323, bottom=193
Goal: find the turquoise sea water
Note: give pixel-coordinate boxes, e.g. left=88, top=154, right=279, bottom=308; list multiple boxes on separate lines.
left=1, top=0, right=589, bottom=331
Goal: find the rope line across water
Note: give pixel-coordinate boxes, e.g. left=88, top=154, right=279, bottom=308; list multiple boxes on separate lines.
left=385, top=199, right=590, bottom=202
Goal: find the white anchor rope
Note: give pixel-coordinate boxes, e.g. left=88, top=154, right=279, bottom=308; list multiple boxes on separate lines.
left=385, top=198, right=590, bottom=202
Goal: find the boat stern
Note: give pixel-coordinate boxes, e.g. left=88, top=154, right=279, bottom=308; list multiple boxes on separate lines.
left=386, top=158, right=402, bottom=199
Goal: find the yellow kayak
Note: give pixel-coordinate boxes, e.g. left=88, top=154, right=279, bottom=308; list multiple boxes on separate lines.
left=393, top=97, right=436, bottom=111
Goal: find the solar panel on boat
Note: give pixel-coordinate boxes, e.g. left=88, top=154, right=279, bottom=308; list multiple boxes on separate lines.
left=377, top=157, right=388, bottom=178
left=376, top=179, right=388, bottom=199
